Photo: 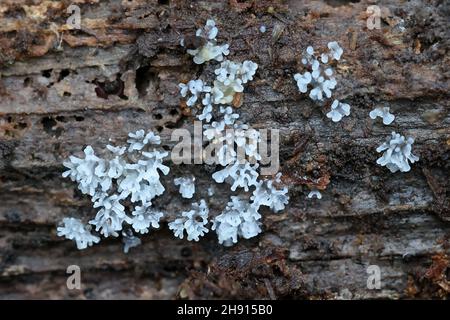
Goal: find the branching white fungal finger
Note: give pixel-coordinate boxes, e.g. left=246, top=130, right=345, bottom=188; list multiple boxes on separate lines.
left=369, top=106, right=395, bottom=125
left=376, top=132, right=419, bottom=173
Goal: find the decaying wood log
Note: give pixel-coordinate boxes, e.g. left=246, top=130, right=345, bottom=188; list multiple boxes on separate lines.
left=0, top=0, right=449, bottom=299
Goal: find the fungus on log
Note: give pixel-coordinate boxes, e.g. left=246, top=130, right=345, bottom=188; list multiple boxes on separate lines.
left=0, top=0, right=449, bottom=299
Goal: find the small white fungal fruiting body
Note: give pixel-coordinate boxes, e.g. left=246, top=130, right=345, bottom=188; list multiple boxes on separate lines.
left=376, top=132, right=419, bottom=173
left=369, top=106, right=395, bottom=125
left=212, top=60, right=258, bottom=104
left=179, top=63, right=257, bottom=116
left=185, top=19, right=230, bottom=64
left=294, top=42, right=344, bottom=102
left=122, top=229, right=142, bottom=253
left=57, top=218, right=100, bottom=250
left=127, top=129, right=161, bottom=151
left=326, top=100, right=351, bottom=122
left=90, top=194, right=129, bottom=237
left=168, top=200, right=209, bottom=241
left=179, top=79, right=211, bottom=107
left=174, top=176, right=196, bottom=199
left=62, top=146, right=105, bottom=196
left=212, top=161, right=259, bottom=192
left=251, top=173, right=289, bottom=212
left=131, top=205, right=164, bottom=234
left=197, top=102, right=213, bottom=122
left=212, top=196, right=262, bottom=246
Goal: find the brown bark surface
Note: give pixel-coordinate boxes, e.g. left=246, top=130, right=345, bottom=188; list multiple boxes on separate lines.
left=0, top=0, right=449, bottom=299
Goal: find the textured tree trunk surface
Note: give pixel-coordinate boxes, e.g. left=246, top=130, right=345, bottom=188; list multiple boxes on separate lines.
left=0, top=0, right=449, bottom=299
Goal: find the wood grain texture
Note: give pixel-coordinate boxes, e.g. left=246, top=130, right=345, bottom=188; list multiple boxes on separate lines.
left=0, top=0, right=449, bottom=299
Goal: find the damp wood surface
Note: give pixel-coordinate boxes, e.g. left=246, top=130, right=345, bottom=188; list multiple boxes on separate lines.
left=0, top=0, right=449, bottom=299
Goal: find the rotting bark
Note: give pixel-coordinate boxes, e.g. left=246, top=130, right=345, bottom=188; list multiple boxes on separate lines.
left=0, top=0, right=449, bottom=299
